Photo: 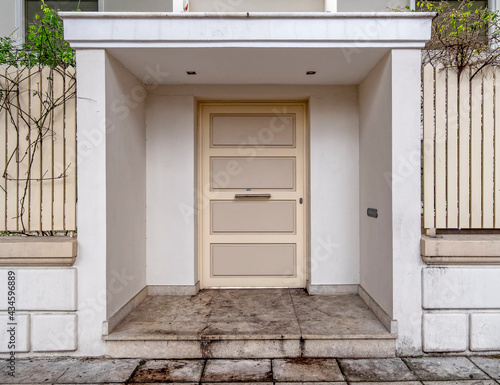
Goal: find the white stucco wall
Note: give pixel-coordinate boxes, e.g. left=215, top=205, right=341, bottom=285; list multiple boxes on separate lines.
left=358, top=50, right=424, bottom=355
left=309, top=88, right=360, bottom=285
left=359, top=53, right=394, bottom=316
left=75, top=49, right=108, bottom=356
left=146, top=95, right=197, bottom=286
left=104, top=53, right=147, bottom=317
left=390, top=49, right=423, bottom=355
left=146, top=85, right=360, bottom=288
left=422, top=267, right=500, bottom=353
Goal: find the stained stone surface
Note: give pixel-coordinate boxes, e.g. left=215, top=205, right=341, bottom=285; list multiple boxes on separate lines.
left=2, top=357, right=500, bottom=384
left=469, top=356, right=500, bottom=379
left=277, top=383, right=346, bottom=385
left=405, top=357, right=489, bottom=381
left=339, top=358, right=417, bottom=382
left=423, top=381, right=498, bottom=385
left=57, top=358, right=140, bottom=383
left=201, top=359, right=273, bottom=382
left=0, top=358, right=77, bottom=383
left=291, top=291, right=391, bottom=338
left=106, top=289, right=394, bottom=343
left=273, top=358, right=344, bottom=382
left=354, top=383, right=421, bottom=385
left=128, top=360, right=204, bottom=383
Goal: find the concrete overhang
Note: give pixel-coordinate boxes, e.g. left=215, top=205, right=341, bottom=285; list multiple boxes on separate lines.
left=61, top=12, right=435, bottom=85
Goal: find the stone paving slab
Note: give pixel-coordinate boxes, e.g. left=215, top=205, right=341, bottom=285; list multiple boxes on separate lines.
left=405, top=357, right=489, bottom=381
left=273, top=358, right=344, bottom=382
left=470, top=357, right=500, bottom=379
left=339, top=358, right=417, bottom=382
left=56, top=358, right=140, bottom=383
left=128, top=359, right=204, bottom=383
left=201, top=383, right=273, bottom=385
left=354, top=382, right=422, bottom=385
left=276, top=382, right=347, bottom=385
left=201, top=359, right=273, bottom=382
left=0, top=358, right=76, bottom=383
left=423, top=381, right=499, bottom=385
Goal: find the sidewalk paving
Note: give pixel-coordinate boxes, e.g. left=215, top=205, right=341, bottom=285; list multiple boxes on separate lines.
left=0, top=356, right=499, bottom=384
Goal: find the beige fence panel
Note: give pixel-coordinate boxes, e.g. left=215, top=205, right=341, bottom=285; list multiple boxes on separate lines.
left=65, top=67, right=77, bottom=231
left=435, top=64, right=447, bottom=229
left=458, top=69, right=471, bottom=228
left=423, top=63, right=499, bottom=230
left=496, top=68, right=500, bottom=227
left=423, top=64, right=435, bottom=230
left=470, top=73, right=482, bottom=228
left=447, top=69, right=459, bottom=228
left=0, top=65, right=76, bottom=233
left=483, top=68, right=495, bottom=228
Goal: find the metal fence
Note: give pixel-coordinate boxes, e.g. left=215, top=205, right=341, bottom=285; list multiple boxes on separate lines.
left=423, top=63, right=499, bottom=230
left=0, top=66, right=76, bottom=233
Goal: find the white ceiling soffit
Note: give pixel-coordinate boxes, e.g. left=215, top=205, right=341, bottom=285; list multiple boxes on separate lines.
left=106, top=47, right=390, bottom=85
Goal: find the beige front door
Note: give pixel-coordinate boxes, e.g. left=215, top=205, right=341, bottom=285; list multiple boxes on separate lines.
left=198, top=102, right=307, bottom=288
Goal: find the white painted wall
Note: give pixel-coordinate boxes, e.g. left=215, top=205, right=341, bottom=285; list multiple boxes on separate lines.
left=359, top=53, right=394, bottom=316
left=359, top=50, right=423, bottom=355
left=422, top=267, right=500, bottom=353
left=146, top=85, right=360, bottom=288
left=74, top=49, right=108, bottom=356
left=105, top=53, right=147, bottom=318
left=146, top=95, right=197, bottom=286
left=390, top=49, right=424, bottom=355
left=309, top=88, right=360, bottom=285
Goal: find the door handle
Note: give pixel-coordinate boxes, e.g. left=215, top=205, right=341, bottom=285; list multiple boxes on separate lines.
left=235, top=194, right=271, bottom=198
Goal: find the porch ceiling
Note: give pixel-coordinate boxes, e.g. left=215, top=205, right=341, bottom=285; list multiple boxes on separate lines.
left=61, top=12, right=433, bottom=85
left=106, top=47, right=390, bottom=85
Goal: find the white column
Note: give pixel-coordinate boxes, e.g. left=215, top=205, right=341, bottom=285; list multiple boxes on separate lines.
left=14, top=0, right=24, bottom=43
left=75, top=49, right=107, bottom=356
left=172, top=0, right=187, bottom=12
left=325, top=0, right=337, bottom=12
left=391, top=49, right=425, bottom=355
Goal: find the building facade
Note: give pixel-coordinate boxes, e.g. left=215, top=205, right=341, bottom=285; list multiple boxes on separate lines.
left=0, top=0, right=500, bottom=359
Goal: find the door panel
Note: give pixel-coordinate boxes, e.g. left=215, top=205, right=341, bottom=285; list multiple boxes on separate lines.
left=211, top=244, right=296, bottom=277
left=199, top=103, right=307, bottom=288
left=211, top=201, right=296, bottom=233
left=210, top=157, right=296, bottom=190
left=211, top=114, right=295, bottom=147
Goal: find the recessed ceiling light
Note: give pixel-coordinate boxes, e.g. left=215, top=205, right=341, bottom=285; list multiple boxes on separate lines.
left=186, top=71, right=197, bottom=75
left=306, top=71, right=317, bottom=75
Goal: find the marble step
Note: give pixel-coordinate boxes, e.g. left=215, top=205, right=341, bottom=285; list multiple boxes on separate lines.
left=105, top=336, right=396, bottom=359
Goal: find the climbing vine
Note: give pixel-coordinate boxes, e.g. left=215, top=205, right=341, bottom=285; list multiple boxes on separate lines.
left=0, top=1, right=76, bottom=234
left=416, top=0, right=500, bottom=79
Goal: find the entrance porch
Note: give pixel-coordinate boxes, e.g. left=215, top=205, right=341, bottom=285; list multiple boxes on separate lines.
left=105, top=289, right=396, bottom=358
left=58, top=11, right=433, bottom=357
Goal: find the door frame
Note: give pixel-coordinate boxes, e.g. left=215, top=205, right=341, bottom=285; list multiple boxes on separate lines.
left=197, top=101, right=310, bottom=289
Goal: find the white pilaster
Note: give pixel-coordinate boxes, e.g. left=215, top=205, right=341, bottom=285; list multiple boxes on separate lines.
left=325, top=0, right=337, bottom=12
left=391, top=49, right=425, bottom=356
left=172, top=0, right=186, bottom=12
left=75, top=49, right=108, bottom=356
